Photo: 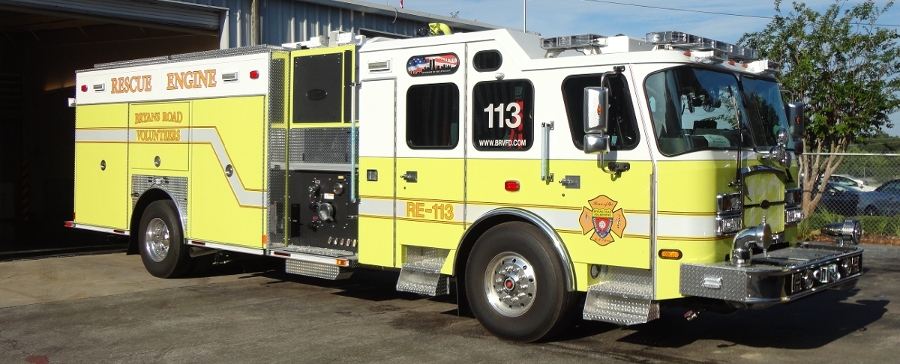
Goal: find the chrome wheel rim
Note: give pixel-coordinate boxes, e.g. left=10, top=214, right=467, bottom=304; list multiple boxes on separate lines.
left=144, top=218, right=170, bottom=262
left=483, top=252, right=536, bottom=317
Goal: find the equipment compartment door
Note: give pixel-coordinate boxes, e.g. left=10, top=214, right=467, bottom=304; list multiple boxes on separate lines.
left=394, top=45, right=466, bottom=266
left=74, top=104, right=129, bottom=229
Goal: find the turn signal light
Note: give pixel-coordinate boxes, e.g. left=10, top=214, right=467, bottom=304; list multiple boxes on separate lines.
left=658, top=249, right=683, bottom=260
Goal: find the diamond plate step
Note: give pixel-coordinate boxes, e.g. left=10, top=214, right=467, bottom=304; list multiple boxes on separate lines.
left=396, top=246, right=450, bottom=296
left=582, top=267, right=659, bottom=325
left=270, top=246, right=356, bottom=280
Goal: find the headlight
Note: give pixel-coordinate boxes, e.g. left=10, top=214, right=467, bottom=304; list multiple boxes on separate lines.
left=785, top=208, right=803, bottom=225
left=717, top=193, right=742, bottom=214
left=717, top=215, right=743, bottom=235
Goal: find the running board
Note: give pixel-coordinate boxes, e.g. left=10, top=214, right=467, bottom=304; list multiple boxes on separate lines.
left=396, top=246, right=450, bottom=296
left=269, top=246, right=357, bottom=280
left=582, top=267, right=659, bottom=325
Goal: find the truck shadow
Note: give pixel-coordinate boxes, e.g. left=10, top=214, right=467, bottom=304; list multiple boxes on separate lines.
left=196, top=255, right=889, bottom=348
left=557, top=288, right=888, bottom=348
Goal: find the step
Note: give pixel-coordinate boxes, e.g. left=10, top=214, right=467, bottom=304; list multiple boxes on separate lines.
left=270, top=246, right=357, bottom=280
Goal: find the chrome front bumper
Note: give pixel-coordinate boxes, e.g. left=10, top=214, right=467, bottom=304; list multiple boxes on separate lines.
left=680, top=242, right=863, bottom=305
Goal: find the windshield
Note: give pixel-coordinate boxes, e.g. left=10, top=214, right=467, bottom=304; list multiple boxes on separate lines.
left=645, top=66, right=790, bottom=155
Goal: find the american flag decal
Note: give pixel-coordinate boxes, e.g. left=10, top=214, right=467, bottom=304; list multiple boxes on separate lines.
left=407, top=53, right=460, bottom=77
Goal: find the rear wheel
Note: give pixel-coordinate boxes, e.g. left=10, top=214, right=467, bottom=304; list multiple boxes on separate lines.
left=138, top=200, right=192, bottom=278
left=465, top=222, right=576, bottom=342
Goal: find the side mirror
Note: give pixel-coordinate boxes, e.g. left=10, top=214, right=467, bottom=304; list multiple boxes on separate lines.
left=583, top=87, right=609, bottom=134
left=786, top=103, right=804, bottom=139
left=583, top=87, right=610, bottom=155
left=583, top=134, right=610, bottom=154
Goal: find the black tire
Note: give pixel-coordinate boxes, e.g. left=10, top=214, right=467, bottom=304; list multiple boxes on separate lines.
left=864, top=205, right=879, bottom=216
left=138, top=200, right=192, bottom=278
left=464, top=222, right=576, bottom=342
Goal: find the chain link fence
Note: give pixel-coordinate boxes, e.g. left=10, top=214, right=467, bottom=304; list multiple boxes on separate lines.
left=799, top=152, right=900, bottom=241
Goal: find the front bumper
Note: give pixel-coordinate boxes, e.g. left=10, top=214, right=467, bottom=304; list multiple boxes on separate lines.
left=680, top=242, right=863, bottom=305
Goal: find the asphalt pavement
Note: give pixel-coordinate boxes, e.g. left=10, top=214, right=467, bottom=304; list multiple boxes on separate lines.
left=0, top=244, right=898, bottom=363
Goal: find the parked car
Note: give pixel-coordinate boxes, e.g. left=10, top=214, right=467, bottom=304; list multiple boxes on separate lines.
left=857, top=185, right=900, bottom=216
left=817, top=182, right=860, bottom=216
left=828, top=174, right=876, bottom=191
left=875, top=179, right=900, bottom=197
left=816, top=182, right=900, bottom=216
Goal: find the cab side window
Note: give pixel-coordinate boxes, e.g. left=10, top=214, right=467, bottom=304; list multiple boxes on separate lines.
left=406, top=83, right=459, bottom=149
left=562, top=73, right=639, bottom=150
left=472, top=80, right=534, bottom=151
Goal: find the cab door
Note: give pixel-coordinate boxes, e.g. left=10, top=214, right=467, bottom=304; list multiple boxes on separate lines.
left=553, top=71, right=653, bottom=270
left=394, top=45, right=466, bottom=265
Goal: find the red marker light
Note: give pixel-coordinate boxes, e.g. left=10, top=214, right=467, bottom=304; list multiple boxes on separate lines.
left=250, top=70, right=260, bottom=79
left=80, top=85, right=88, bottom=92
left=505, top=181, right=520, bottom=192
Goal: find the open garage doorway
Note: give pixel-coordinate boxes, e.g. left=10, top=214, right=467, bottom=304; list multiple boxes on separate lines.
left=0, top=2, right=221, bottom=253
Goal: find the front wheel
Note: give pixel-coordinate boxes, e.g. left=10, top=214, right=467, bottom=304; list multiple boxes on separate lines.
left=465, top=222, right=576, bottom=342
left=138, top=200, right=192, bottom=278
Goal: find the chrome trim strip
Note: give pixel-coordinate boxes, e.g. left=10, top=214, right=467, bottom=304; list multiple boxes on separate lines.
left=287, top=162, right=352, bottom=171
left=457, top=207, right=575, bottom=292
left=188, top=240, right=263, bottom=255
left=267, top=249, right=354, bottom=264
left=68, top=222, right=130, bottom=236
left=740, top=165, right=786, bottom=177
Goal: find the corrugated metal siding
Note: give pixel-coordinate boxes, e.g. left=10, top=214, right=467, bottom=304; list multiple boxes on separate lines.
left=176, top=0, right=498, bottom=48
left=0, top=0, right=225, bottom=30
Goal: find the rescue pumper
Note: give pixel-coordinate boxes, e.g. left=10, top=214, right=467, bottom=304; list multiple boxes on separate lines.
left=69, top=29, right=864, bottom=342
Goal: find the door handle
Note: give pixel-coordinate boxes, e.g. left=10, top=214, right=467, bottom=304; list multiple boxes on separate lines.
left=401, top=171, right=418, bottom=183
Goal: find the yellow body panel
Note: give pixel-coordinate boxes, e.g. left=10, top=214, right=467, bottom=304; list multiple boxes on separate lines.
left=358, top=157, right=396, bottom=267
left=395, top=157, right=465, bottom=267
left=74, top=104, right=129, bottom=229
left=188, top=96, right=266, bottom=248
left=467, top=158, right=653, bottom=270
left=653, top=159, right=797, bottom=300
left=129, top=102, right=190, bottom=171
left=193, top=97, right=266, bottom=191
left=74, top=143, right=129, bottom=228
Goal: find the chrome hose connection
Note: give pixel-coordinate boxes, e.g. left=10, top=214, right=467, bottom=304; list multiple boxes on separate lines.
left=821, top=219, right=861, bottom=247
left=731, top=222, right=773, bottom=267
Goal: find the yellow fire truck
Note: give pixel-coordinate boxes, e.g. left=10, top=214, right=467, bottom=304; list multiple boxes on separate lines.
left=69, top=29, right=864, bottom=342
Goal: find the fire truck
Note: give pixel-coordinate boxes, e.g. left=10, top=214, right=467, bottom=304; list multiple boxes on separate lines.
left=69, top=29, right=864, bottom=342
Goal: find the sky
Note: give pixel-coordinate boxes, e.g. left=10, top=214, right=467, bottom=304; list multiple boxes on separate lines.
left=368, top=0, right=900, bottom=136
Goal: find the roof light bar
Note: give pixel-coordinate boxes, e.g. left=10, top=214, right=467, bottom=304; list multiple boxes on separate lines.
left=646, top=31, right=758, bottom=61
left=541, top=34, right=606, bottom=51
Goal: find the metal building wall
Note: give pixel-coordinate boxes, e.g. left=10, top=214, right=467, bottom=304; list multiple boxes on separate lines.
left=179, top=0, right=499, bottom=48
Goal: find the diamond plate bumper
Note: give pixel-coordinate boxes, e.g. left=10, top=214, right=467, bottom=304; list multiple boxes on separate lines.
left=680, top=242, right=863, bottom=305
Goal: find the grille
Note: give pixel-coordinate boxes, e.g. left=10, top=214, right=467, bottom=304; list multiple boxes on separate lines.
left=744, top=173, right=785, bottom=232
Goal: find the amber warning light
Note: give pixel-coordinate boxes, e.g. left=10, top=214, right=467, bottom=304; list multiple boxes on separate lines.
left=658, top=249, right=683, bottom=260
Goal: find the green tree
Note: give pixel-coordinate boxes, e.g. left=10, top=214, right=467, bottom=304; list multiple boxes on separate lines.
left=741, top=0, right=900, bottom=216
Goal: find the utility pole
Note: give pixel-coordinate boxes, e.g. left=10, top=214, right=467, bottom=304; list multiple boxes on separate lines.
left=523, top=0, right=527, bottom=33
